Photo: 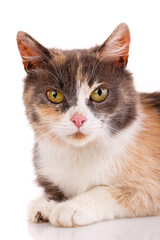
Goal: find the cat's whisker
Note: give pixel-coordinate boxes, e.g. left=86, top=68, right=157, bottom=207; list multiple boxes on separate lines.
left=57, top=57, right=64, bottom=80
left=89, top=58, right=99, bottom=81
left=34, top=68, right=60, bottom=83
left=34, top=47, right=62, bottom=80
left=89, top=55, right=106, bottom=82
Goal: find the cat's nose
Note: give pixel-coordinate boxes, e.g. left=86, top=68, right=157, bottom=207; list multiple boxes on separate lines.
left=70, top=113, right=87, bottom=128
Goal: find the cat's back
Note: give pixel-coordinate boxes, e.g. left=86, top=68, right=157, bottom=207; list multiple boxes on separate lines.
left=139, top=92, right=160, bottom=117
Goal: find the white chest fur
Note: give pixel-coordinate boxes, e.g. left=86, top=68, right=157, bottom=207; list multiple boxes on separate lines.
left=36, top=139, right=113, bottom=198
left=36, top=117, right=140, bottom=199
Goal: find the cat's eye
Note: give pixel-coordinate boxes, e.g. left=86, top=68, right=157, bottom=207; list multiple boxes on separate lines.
left=47, top=89, right=64, bottom=103
left=90, top=88, right=108, bottom=102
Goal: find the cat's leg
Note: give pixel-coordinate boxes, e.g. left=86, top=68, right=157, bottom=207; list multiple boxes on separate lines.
left=28, top=197, right=57, bottom=223
left=49, top=186, right=131, bottom=227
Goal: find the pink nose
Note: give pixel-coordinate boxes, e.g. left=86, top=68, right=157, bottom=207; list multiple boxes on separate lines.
left=70, top=113, right=87, bottom=128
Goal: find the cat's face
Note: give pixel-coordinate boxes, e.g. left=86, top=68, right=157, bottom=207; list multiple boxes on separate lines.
left=17, top=23, right=137, bottom=147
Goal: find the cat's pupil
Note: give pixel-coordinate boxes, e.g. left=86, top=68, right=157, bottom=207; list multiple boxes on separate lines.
left=97, top=89, right=102, bottom=96
left=52, top=90, right=57, bottom=98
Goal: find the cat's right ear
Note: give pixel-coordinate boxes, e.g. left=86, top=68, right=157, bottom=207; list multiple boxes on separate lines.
left=17, top=31, right=51, bottom=72
left=97, top=23, right=131, bottom=67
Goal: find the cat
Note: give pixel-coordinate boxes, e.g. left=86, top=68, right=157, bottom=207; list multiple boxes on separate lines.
left=17, top=23, right=160, bottom=227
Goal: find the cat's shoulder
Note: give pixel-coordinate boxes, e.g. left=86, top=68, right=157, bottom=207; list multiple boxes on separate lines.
left=139, top=92, right=160, bottom=113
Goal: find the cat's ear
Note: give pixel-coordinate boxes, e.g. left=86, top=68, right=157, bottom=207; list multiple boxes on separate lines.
left=97, top=23, right=131, bottom=66
left=17, top=31, right=51, bottom=72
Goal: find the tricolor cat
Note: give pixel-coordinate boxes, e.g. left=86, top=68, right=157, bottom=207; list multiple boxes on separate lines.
left=17, top=23, right=160, bottom=227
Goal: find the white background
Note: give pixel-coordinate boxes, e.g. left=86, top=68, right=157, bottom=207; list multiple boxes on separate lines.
left=0, top=0, right=160, bottom=239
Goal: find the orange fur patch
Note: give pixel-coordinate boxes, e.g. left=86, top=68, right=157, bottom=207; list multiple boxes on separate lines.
left=31, top=104, right=63, bottom=141
left=35, top=104, right=62, bottom=122
left=109, top=102, right=160, bottom=217
left=76, top=63, right=82, bottom=81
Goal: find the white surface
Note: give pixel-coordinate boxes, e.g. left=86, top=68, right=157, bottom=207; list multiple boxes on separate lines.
left=28, top=217, right=160, bottom=240
left=1, top=0, right=160, bottom=239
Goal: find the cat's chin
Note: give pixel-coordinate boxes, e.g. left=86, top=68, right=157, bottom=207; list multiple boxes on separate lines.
left=67, top=132, right=93, bottom=147
left=70, top=132, right=86, bottom=140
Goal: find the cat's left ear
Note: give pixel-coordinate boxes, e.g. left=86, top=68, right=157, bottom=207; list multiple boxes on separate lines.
left=17, top=31, right=51, bottom=72
left=97, top=23, right=131, bottom=66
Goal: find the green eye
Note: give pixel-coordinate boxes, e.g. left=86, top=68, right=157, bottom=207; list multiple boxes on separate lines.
left=47, top=89, right=64, bottom=103
left=90, top=88, right=108, bottom=102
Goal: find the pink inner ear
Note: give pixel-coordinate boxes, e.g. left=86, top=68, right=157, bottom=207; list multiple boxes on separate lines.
left=98, top=23, right=131, bottom=65
left=17, top=31, right=40, bottom=70
left=17, top=32, right=39, bottom=60
left=117, top=27, right=130, bottom=64
left=18, top=42, right=38, bottom=61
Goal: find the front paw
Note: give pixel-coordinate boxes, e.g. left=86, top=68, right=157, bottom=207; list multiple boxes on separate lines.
left=28, top=197, right=56, bottom=223
left=49, top=201, right=97, bottom=227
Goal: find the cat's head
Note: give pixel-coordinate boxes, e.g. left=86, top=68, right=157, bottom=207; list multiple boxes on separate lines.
left=17, top=23, right=137, bottom=147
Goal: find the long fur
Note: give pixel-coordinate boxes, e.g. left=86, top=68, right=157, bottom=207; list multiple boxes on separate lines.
left=17, top=23, right=160, bottom=227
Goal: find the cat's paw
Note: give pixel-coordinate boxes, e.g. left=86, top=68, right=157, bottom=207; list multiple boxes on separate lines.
left=49, top=201, right=97, bottom=227
left=28, top=197, right=57, bottom=223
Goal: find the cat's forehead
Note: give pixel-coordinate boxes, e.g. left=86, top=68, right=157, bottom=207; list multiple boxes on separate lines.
left=50, top=46, right=98, bottom=63
left=49, top=47, right=101, bottom=88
